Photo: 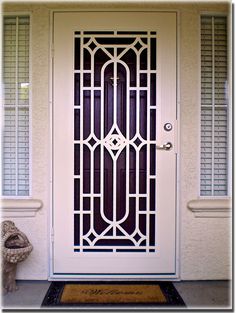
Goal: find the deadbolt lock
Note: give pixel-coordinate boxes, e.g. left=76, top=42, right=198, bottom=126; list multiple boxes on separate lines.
left=164, top=123, right=173, bottom=131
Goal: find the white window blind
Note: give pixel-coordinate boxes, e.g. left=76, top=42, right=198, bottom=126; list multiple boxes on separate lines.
left=2, top=16, right=30, bottom=196
left=200, top=16, right=228, bottom=196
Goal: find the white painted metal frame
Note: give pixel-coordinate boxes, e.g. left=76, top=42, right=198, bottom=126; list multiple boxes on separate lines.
left=74, top=32, right=158, bottom=253
left=51, top=11, right=178, bottom=279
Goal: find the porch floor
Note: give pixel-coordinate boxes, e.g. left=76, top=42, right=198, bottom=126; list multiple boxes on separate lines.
left=2, top=280, right=232, bottom=310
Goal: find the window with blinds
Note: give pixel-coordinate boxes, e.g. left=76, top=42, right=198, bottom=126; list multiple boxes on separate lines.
left=200, top=16, right=228, bottom=196
left=2, top=15, right=30, bottom=196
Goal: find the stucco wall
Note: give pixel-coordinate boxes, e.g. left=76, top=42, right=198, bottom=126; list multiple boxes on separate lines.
left=179, top=4, right=231, bottom=279
left=2, top=1, right=231, bottom=280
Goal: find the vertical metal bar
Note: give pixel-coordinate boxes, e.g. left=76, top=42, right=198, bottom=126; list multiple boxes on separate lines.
left=154, top=35, right=158, bottom=252
left=90, top=50, right=95, bottom=229
left=113, top=161, right=117, bottom=232
left=80, top=33, right=84, bottom=250
left=113, top=48, right=117, bottom=232
left=211, top=17, right=215, bottom=196
left=147, top=33, right=151, bottom=251
left=155, top=35, right=158, bottom=251
left=136, top=44, right=140, bottom=226
left=100, top=58, right=105, bottom=240
left=126, top=58, right=130, bottom=240
left=90, top=155, right=94, bottom=232
left=114, top=51, right=117, bottom=126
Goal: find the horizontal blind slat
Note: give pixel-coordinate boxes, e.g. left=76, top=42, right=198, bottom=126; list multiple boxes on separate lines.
left=200, top=15, right=228, bottom=196
left=2, top=15, right=30, bottom=197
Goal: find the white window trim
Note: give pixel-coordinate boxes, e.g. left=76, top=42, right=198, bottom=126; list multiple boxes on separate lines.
left=200, top=13, right=229, bottom=197
left=1, top=12, right=43, bottom=218
left=2, top=12, right=33, bottom=199
left=187, top=198, right=231, bottom=218
left=190, top=12, right=232, bottom=218
left=1, top=199, right=43, bottom=218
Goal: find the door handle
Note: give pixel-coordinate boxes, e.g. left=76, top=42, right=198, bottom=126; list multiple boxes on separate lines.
left=156, top=142, right=173, bottom=151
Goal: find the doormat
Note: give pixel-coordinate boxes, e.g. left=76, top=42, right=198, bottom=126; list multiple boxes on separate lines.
left=41, top=282, right=185, bottom=307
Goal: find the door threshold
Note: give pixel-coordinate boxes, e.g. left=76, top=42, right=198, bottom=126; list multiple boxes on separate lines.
left=49, top=275, right=180, bottom=281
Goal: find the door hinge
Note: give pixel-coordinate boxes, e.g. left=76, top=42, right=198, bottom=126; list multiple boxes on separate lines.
left=51, top=44, right=54, bottom=58
left=51, top=228, right=54, bottom=242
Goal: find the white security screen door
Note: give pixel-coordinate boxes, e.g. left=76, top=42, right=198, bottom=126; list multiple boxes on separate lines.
left=52, top=12, right=177, bottom=278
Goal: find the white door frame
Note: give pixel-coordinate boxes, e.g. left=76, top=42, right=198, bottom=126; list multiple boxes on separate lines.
left=49, top=9, right=181, bottom=281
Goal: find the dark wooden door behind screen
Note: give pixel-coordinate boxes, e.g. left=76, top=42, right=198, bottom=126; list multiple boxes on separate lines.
left=74, top=32, right=157, bottom=253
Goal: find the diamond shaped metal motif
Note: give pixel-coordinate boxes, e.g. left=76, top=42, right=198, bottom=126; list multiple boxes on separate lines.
left=134, top=41, right=143, bottom=51
left=134, top=233, right=142, bottom=242
left=88, top=232, right=96, bottom=242
left=88, top=41, right=97, bottom=51
left=134, top=137, right=142, bottom=147
left=103, top=126, right=127, bottom=157
left=88, top=137, right=97, bottom=147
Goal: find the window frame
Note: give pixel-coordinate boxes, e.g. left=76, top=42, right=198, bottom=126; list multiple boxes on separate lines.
left=198, top=12, right=231, bottom=199
left=2, top=12, right=32, bottom=199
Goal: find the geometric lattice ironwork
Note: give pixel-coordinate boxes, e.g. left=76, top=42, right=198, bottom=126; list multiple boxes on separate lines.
left=74, top=31, right=158, bottom=252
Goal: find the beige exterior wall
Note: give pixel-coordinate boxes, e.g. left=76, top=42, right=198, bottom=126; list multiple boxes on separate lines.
left=2, top=1, right=231, bottom=280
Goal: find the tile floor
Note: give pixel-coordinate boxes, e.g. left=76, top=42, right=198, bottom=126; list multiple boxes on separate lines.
left=1, top=280, right=232, bottom=310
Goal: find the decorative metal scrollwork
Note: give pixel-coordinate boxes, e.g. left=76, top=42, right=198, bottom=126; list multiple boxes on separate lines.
left=73, top=31, right=158, bottom=253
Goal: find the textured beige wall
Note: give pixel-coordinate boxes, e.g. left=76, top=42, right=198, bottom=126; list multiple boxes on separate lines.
left=179, top=4, right=231, bottom=279
left=3, top=1, right=231, bottom=280
left=2, top=5, right=51, bottom=279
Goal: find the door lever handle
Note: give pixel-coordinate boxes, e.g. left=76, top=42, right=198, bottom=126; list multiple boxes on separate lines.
left=156, top=142, right=173, bottom=151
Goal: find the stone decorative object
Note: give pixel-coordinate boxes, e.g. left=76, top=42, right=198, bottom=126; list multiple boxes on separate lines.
left=2, top=220, right=33, bottom=293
